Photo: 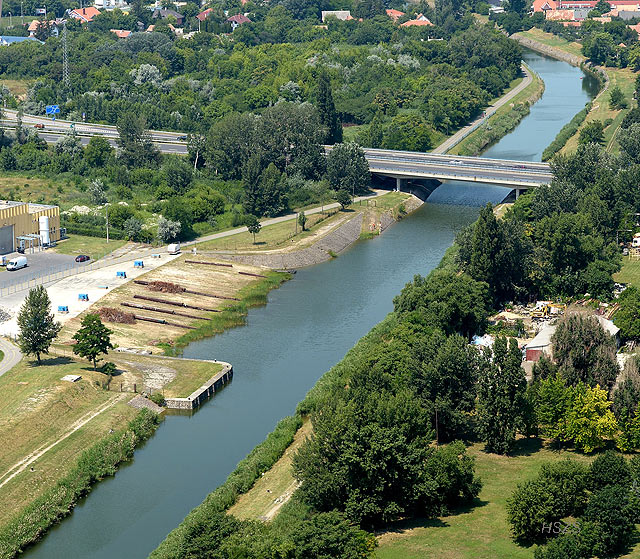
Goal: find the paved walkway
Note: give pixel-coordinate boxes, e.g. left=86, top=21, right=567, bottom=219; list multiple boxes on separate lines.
left=0, top=337, right=22, bottom=377
left=188, top=191, right=387, bottom=247
left=432, top=64, right=534, bottom=154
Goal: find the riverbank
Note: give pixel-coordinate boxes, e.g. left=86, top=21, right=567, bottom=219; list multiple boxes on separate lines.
left=512, top=28, right=636, bottom=156
left=447, top=63, right=545, bottom=156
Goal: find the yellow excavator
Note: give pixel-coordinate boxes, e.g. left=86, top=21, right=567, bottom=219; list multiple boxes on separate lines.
left=531, top=302, right=566, bottom=319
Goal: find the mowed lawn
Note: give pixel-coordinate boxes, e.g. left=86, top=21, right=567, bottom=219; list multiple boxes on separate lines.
left=615, top=258, right=640, bottom=288
left=162, top=361, right=223, bottom=398
left=517, top=28, right=585, bottom=60
left=53, top=234, right=127, bottom=261
left=376, top=440, right=595, bottom=559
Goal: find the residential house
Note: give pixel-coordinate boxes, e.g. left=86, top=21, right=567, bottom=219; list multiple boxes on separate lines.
left=196, top=7, right=213, bottom=22
left=534, top=0, right=640, bottom=11
left=68, top=6, right=101, bottom=22
left=321, top=10, right=353, bottom=21
left=0, top=35, right=41, bottom=46
left=111, top=28, right=132, bottom=38
left=226, top=13, right=251, bottom=29
left=385, top=8, right=405, bottom=21
left=27, top=19, right=61, bottom=37
left=152, top=8, right=184, bottom=26
left=401, top=13, right=434, bottom=26
left=630, top=22, right=640, bottom=37
left=95, top=0, right=129, bottom=10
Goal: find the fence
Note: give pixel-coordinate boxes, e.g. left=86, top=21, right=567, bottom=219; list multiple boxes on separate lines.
left=0, top=251, right=164, bottom=298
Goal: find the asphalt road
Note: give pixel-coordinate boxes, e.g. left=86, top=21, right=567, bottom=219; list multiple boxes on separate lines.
left=0, top=251, right=83, bottom=288
left=7, top=108, right=553, bottom=184
left=0, top=337, right=22, bottom=377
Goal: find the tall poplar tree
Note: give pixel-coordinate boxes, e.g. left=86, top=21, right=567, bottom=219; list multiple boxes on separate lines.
left=317, top=71, right=342, bottom=145
left=477, top=336, right=527, bottom=454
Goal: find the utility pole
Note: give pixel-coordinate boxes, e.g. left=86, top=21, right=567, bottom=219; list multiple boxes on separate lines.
left=105, top=203, right=110, bottom=243
left=62, top=21, right=70, bottom=92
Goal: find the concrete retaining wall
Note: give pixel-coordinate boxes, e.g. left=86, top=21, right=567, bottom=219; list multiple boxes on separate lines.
left=165, top=362, right=233, bottom=410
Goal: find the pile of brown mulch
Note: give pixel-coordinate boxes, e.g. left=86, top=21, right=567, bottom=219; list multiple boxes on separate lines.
left=99, top=307, right=136, bottom=324
left=147, top=281, right=185, bottom=294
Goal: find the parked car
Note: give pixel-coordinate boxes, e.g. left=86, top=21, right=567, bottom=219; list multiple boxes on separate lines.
left=167, top=243, right=181, bottom=255
left=33, top=123, right=45, bottom=129
left=75, top=254, right=90, bottom=263
left=6, top=256, right=27, bottom=271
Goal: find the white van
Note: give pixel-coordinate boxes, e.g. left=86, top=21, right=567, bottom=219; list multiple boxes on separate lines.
left=167, top=243, right=181, bottom=255
left=6, top=256, right=27, bottom=271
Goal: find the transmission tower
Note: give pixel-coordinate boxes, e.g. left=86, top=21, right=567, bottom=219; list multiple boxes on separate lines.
left=62, top=22, right=70, bottom=92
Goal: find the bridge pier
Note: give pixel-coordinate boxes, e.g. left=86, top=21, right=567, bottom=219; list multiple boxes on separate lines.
left=395, top=178, right=407, bottom=192
left=515, top=188, right=522, bottom=199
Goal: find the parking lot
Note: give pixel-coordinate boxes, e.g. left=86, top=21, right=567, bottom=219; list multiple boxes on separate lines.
left=0, top=249, right=84, bottom=287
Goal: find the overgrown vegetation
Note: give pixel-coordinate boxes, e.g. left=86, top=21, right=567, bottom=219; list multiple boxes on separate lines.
left=542, top=102, right=593, bottom=161
left=0, top=409, right=160, bottom=559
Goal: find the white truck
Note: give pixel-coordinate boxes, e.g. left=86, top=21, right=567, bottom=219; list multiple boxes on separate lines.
left=6, top=256, right=27, bottom=271
left=167, top=243, right=181, bottom=255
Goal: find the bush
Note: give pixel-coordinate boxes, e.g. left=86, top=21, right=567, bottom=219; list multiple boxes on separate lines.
left=149, top=393, right=166, bottom=407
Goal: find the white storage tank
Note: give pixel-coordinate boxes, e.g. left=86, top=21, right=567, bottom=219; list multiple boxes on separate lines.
left=39, top=215, right=50, bottom=246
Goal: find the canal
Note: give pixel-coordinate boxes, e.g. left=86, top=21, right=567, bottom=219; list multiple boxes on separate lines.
left=24, top=50, right=599, bottom=558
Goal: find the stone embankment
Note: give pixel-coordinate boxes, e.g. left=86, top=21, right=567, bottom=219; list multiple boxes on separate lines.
left=165, top=362, right=233, bottom=410
left=512, top=34, right=584, bottom=66
left=212, top=194, right=424, bottom=269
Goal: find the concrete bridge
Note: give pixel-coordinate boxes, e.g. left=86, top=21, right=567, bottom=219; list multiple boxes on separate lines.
left=362, top=148, right=553, bottom=193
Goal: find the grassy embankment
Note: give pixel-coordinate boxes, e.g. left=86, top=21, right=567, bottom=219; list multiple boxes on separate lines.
left=0, top=345, right=232, bottom=558
left=0, top=350, right=3, bottom=363
left=196, top=192, right=412, bottom=251
left=448, top=65, right=545, bottom=156
left=53, top=235, right=127, bottom=261
left=516, top=28, right=637, bottom=156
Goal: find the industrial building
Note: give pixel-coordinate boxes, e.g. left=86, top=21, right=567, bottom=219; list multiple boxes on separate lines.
left=0, top=201, right=61, bottom=255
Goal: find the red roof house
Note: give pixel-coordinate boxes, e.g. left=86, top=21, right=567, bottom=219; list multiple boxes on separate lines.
left=385, top=8, right=405, bottom=21
left=401, top=13, right=434, bottom=26
left=68, top=7, right=101, bottom=22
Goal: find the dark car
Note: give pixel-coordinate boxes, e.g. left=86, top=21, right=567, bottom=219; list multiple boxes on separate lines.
left=177, top=135, right=187, bottom=141
left=75, top=254, right=90, bottom=263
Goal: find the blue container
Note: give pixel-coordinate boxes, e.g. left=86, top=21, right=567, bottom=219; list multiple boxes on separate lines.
left=134, top=261, right=144, bottom=268
left=78, top=293, right=89, bottom=301
left=117, top=271, right=127, bottom=278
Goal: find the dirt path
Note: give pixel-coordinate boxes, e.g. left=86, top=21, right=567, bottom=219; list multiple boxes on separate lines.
left=263, top=480, right=301, bottom=521
left=0, top=394, right=126, bottom=490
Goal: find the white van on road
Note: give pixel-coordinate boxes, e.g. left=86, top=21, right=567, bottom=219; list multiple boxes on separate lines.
left=6, top=256, right=27, bottom=271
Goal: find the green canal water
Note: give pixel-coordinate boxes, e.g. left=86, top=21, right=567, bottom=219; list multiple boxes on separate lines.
left=23, top=50, right=599, bottom=558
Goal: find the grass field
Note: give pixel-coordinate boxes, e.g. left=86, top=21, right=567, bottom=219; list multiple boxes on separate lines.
left=614, top=258, right=640, bottom=288
left=375, top=439, right=596, bottom=559
left=0, top=350, right=4, bottom=363
left=197, top=192, right=411, bottom=252
left=162, top=361, right=223, bottom=398
left=0, top=356, right=136, bottom=528
left=197, top=210, right=344, bottom=252
left=53, top=234, right=127, bottom=261
left=0, top=78, right=31, bottom=98
left=562, top=66, right=637, bottom=156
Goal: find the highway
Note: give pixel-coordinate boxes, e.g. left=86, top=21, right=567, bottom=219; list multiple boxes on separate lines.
left=2, top=110, right=553, bottom=187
